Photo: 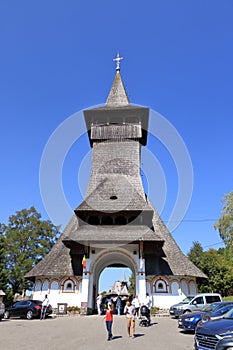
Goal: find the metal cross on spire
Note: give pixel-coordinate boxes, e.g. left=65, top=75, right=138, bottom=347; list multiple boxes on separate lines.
left=113, top=53, right=123, bottom=72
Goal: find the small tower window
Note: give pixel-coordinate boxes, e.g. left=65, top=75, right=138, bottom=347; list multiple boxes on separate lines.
left=115, top=216, right=127, bottom=225
left=88, top=216, right=100, bottom=225
left=102, top=216, right=113, bottom=225
left=110, top=195, right=117, bottom=200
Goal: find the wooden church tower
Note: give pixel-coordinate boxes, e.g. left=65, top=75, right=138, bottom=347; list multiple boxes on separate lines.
left=25, top=55, right=206, bottom=314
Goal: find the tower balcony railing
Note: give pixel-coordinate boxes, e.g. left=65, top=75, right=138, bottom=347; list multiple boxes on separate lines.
left=90, top=123, right=142, bottom=140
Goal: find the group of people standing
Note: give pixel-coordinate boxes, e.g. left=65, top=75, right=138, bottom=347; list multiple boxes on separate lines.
left=100, top=293, right=152, bottom=341
left=96, top=293, right=123, bottom=316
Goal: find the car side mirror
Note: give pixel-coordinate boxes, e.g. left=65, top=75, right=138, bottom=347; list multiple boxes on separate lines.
left=193, top=301, right=197, bottom=305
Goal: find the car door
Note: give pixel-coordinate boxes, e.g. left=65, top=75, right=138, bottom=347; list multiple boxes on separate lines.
left=13, top=300, right=30, bottom=317
left=191, top=296, right=204, bottom=310
left=11, top=301, right=24, bottom=317
left=18, top=300, right=31, bottom=317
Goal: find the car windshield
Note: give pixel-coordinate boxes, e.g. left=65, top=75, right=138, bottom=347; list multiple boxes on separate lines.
left=223, top=308, right=233, bottom=319
left=181, top=296, right=194, bottom=304
left=203, top=303, right=222, bottom=312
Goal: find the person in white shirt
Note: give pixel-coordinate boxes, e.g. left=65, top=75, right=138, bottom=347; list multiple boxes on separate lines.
left=142, top=293, right=152, bottom=325
left=132, top=295, right=140, bottom=318
left=96, top=293, right=102, bottom=316
left=40, top=294, right=49, bottom=320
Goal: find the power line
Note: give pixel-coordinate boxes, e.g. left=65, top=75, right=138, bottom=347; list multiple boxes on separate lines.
left=163, top=218, right=217, bottom=223
left=202, top=241, right=225, bottom=249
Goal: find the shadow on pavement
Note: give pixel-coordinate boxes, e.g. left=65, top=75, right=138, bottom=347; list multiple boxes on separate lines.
left=112, top=336, right=123, bottom=340
left=134, top=334, right=145, bottom=338
left=179, top=330, right=195, bottom=336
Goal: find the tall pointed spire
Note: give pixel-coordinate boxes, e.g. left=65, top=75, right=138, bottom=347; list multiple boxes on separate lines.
left=106, top=53, right=130, bottom=107
left=122, top=271, right=126, bottom=282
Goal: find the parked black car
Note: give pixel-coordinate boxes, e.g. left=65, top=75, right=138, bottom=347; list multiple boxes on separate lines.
left=215, top=336, right=233, bottom=350
left=4, top=300, right=52, bottom=320
left=195, top=307, right=233, bottom=350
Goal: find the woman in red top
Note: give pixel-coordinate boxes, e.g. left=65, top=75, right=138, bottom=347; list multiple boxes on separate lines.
left=103, top=303, right=114, bottom=341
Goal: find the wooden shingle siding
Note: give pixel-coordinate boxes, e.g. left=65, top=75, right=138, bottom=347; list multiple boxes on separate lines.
left=25, top=70, right=207, bottom=282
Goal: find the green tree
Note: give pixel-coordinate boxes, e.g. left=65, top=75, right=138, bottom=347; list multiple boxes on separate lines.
left=128, top=273, right=135, bottom=296
left=188, top=241, right=208, bottom=293
left=215, top=192, right=233, bottom=251
left=187, top=241, right=204, bottom=268
left=0, top=229, right=14, bottom=306
left=188, top=242, right=233, bottom=296
left=0, top=231, right=8, bottom=292
left=200, top=249, right=233, bottom=296
left=1, top=207, right=59, bottom=295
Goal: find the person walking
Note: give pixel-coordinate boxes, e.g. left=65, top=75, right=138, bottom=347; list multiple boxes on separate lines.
left=124, top=300, right=136, bottom=338
left=40, top=294, right=49, bottom=320
left=132, top=295, right=140, bottom=318
left=96, top=292, right=102, bottom=316
left=142, top=292, right=152, bottom=325
left=103, top=303, right=114, bottom=341
left=116, top=295, right=121, bottom=315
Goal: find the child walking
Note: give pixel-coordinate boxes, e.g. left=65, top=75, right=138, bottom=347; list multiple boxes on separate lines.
left=103, top=303, right=114, bottom=341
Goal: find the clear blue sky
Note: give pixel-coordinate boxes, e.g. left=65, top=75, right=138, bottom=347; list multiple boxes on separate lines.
left=1, top=1, right=233, bottom=291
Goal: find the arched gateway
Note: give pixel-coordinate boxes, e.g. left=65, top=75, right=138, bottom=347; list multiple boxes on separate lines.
left=90, top=249, right=137, bottom=308
left=25, top=57, right=206, bottom=314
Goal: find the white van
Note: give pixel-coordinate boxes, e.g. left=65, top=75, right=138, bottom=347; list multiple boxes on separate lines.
left=169, top=293, right=222, bottom=317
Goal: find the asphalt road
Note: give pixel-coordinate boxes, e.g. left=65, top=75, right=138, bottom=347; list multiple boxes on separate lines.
left=0, top=315, right=195, bottom=350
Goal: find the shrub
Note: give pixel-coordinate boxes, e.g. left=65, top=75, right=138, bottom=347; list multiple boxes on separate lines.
left=67, top=306, right=80, bottom=312
left=150, top=306, right=160, bottom=315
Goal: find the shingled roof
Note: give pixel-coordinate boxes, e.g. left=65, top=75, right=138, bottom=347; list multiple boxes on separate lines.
left=83, top=70, right=149, bottom=147
left=25, top=209, right=206, bottom=280
left=106, top=71, right=130, bottom=107
left=62, top=224, right=164, bottom=244
left=75, top=175, right=153, bottom=213
left=24, top=216, right=78, bottom=280
left=152, top=210, right=207, bottom=278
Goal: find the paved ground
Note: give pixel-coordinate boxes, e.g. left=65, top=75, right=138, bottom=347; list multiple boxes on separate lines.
left=0, top=315, right=195, bottom=350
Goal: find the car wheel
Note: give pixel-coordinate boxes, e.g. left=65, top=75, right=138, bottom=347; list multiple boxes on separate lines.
left=26, top=310, right=33, bottom=320
left=195, top=320, right=202, bottom=329
left=194, top=339, right=198, bottom=350
left=183, top=310, right=191, bottom=314
left=4, top=311, right=10, bottom=319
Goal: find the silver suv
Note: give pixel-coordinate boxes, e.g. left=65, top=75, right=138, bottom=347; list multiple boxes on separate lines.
left=0, top=301, right=5, bottom=320
left=169, top=293, right=222, bottom=317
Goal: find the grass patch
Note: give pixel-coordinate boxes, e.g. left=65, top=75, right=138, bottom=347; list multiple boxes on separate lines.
left=223, top=296, right=233, bottom=302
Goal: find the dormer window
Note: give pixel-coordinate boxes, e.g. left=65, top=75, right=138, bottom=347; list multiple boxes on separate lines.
left=110, top=195, right=117, bottom=200
left=63, top=279, right=75, bottom=293
left=154, top=278, right=168, bottom=293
